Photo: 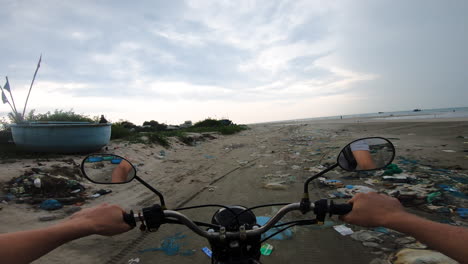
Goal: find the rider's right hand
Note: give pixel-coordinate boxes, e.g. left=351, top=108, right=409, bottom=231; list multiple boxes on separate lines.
left=66, top=203, right=134, bottom=236
left=340, top=192, right=408, bottom=227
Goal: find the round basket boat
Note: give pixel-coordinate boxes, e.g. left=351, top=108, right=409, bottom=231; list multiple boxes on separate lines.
left=10, top=122, right=111, bottom=153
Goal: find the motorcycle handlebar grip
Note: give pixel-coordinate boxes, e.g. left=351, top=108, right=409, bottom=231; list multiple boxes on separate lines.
left=123, top=210, right=137, bottom=227
left=329, top=203, right=353, bottom=216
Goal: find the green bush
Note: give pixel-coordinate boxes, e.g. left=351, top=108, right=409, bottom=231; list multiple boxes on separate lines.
left=147, top=133, right=169, bottom=147
left=111, top=124, right=132, bottom=139
left=193, top=118, right=224, bottom=128
left=22, top=109, right=95, bottom=122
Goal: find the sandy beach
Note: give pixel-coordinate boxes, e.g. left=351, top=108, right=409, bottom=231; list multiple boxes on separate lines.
left=1, top=117, right=467, bottom=264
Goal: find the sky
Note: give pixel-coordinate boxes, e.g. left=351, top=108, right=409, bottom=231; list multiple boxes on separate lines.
left=0, top=0, right=467, bottom=125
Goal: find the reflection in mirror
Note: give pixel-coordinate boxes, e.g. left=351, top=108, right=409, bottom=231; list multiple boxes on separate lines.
left=82, top=155, right=136, bottom=184
left=338, top=138, right=394, bottom=171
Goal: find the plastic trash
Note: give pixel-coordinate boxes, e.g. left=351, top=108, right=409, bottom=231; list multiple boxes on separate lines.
left=456, top=208, right=468, bottom=218
left=392, top=249, right=458, bottom=264
left=256, top=216, right=293, bottom=240
left=383, top=174, right=416, bottom=183
left=34, top=178, right=41, bottom=188
left=442, top=150, right=456, bottom=153
left=333, top=225, right=353, bottom=236
left=319, top=177, right=344, bottom=188
left=350, top=230, right=383, bottom=243
left=87, top=157, right=103, bottom=162
left=111, top=159, right=122, bottom=164
left=40, top=199, right=63, bottom=211
left=426, top=192, right=442, bottom=204
left=204, top=155, right=215, bottom=159
left=382, top=164, right=403, bottom=176
left=260, top=243, right=274, bottom=256
left=202, top=247, right=212, bottom=258
left=373, top=227, right=390, bottom=234
left=139, top=232, right=189, bottom=256
left=127, top=258, right=140, bottom=264
left=263, top=182, right=288, bottom=190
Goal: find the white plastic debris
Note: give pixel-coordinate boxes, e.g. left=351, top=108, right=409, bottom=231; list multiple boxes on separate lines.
left=392, top=249, right=457, bottom=264
left=333, top=225, right=354, bottom=236
left=34, top=178, right=41, bottom=188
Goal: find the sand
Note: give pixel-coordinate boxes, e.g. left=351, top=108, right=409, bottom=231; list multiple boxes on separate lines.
left=1, top=117, right=467, bottom=264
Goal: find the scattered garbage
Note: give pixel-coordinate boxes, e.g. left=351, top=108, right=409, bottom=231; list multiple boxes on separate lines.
left=350, top=230, right=384, bottom=243
left=40, top=199, right=63, bottom=211
left=318, top=177, right=344, bottom=188
left=263, top=182, right=288, bottom=190
left=139, top=232, right=195, bottom=256
left=127, top=258, right=140, bottom=264
left=204, top=155, right=215, bottom=159
left=382, top=174, right=416, bottom=183
left=260, top=243, right=274, bottom=256
left=456, top=208, right=468, bottom=218
left=333, top=225, right=354, bottom=236
left=382, top=164, right=403, bottom=176
left=90, top=189, right=112, bottom=198
left=202, top=247, right=212, bottom=258
left=392, top=249, right=458, bottom=264
left=442, top=150, right=456, bottom=153
left=256, top=216, right=293, bottom=240
left=291, top=165, right=301, bottom=170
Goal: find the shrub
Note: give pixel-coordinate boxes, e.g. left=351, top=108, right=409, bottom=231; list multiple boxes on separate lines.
left=21, top=109, right=95, bottom=122
left=111, top=124, right=132, bottom=139
left=147, top=133, right=169, bottom=147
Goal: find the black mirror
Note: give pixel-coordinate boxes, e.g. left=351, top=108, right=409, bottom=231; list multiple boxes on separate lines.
left=337, top=137, right=395, bottom=172
left=81, top=154, right=136, bottom=184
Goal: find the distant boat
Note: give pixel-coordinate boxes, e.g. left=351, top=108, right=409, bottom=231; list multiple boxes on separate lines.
left=378, top=112, right=384, bottom=114
left=413, top=109, right=422, bottom=112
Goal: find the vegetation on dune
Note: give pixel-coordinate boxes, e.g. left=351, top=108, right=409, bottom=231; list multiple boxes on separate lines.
left=111, top=118, right=248, bottom=148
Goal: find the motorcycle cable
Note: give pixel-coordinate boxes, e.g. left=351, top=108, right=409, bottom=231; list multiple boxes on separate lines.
left=174, top=204, right=241, bottom=227
left=259, top=223, right=298, bottom=244
left=165, top=218, right=221, bottom=229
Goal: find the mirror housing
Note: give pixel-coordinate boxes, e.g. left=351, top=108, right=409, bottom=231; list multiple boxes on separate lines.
left=81, top=154, right=136, bottom=184
left=337, top=137, right=395, bottom=172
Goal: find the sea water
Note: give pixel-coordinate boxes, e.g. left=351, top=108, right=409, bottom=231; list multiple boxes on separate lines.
left=298, top=107, right=468, bottom=122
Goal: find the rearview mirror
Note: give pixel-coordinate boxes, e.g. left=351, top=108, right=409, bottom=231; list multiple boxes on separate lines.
left=337, top=137, right=395, bottom=172
left=81, top=154, right=136, bottom=184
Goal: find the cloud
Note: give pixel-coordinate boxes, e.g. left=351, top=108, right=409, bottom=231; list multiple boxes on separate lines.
left=1, top=0, right=466, bottom=124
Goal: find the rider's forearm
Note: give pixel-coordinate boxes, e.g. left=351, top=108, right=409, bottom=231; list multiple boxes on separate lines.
left=0, top=219, right=93, bottom=264
left=385, top=212, right=468, bottom=263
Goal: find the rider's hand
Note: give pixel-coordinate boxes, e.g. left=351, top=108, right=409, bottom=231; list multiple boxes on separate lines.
left=66, top=203, right=133, bottom=236
left=340, top=192, right=408, bottom=227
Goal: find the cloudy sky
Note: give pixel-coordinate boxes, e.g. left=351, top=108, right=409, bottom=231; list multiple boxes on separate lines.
left=1, top=0, right=467, bottom=125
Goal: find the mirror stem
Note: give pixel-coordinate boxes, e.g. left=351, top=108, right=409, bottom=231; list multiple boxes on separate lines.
left=135, top=176, right=166, bottom=208
left=303, top=163, right=338, bottom=194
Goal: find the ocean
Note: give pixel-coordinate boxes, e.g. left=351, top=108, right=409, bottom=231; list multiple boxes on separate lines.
left=284, top=107, right=468, bottom=123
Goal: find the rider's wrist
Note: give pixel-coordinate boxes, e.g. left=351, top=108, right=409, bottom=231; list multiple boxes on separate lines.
left=61, top=218, right=96, bottom=237
left=381, top=211, right=415, bottom=229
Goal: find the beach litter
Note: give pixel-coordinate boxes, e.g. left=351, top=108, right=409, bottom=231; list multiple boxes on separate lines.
left=318, top=177, right=344, bottom=188
left=40, top=199, right=63, bottom=210
left=333, top=225, right=354, bottom=236
left=260, top=243, right=274, bottom=256
left=442, top=150, right=456, bottom=153
left=391, top=249, right=458, bottom=264
left=202, top=247, right=212, bottom=258
left=256, top=216, right=293, bottom=240
left=139, top=232, right=195, bottom=256
left=382, top=164, right=403, bottom=176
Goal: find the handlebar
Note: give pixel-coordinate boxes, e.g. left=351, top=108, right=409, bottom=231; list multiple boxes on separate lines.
left=124, top=200, right=353, bottom=239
